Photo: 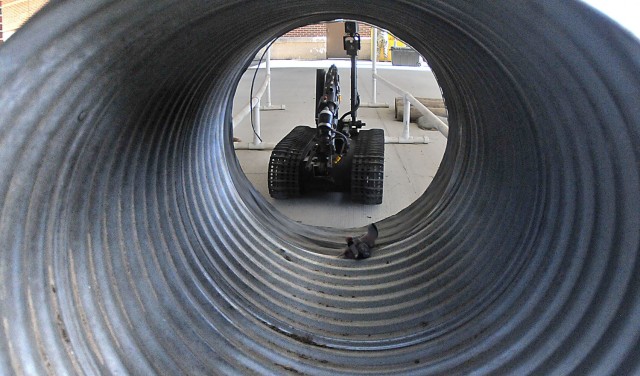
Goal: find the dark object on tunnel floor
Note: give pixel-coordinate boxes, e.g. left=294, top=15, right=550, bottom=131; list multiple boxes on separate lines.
left=340, top=223, right=378, bottom=259
left=268, top=21, right=384, bottom=205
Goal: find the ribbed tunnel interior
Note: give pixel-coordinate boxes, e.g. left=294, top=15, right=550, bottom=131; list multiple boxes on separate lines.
left=1, top=0, right=639, bottom=374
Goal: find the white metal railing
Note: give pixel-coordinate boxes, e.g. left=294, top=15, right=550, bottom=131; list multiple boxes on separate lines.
left=373, top=72, right=449, bottom=141
left=365, top=27, right=449, bottom=144
left=233, top=47, right=285, bottom=150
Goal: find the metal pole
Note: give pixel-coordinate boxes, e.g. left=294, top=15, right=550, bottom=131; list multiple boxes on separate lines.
left=402, top=94, right=411, bottom=141
left=260, top=43, right=285, bottom=112
left=372, top=28, right=378, bottom=104
left=266, top=47, right=272, bottom=107
left=252, top=97, right=262, bottom=146
left=360, top=28, right=388, bottom=108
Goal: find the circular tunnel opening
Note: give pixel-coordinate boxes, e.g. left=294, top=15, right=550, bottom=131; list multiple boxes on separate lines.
left=1, top=1, right=639, bottom=375
left=231, top=20, right=448, bottom=228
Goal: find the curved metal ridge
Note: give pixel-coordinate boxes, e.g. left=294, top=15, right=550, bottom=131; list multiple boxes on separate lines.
left=1, top=0, right=639, bottom=374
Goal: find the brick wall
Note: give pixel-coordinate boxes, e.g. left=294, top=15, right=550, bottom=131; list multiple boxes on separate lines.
left=1, top=0, right=48, bottom=40
left=359, top=23, right=372, bottom=37
left=283, top=22, right=372, bottom=38
left=283, top=24, right=327, bottom=38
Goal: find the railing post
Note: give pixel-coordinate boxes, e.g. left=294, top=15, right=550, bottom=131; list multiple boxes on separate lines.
left=402, top=94, right=411, bottom=141
left=260, top=45, right=285, bottom=112
left=266, top=48, right=272, bottom=107
left=252, top=97, right=262, bottom=146
left=360, top=28, right=388, bottom=109
left=372, top=28, right=378, bottom=104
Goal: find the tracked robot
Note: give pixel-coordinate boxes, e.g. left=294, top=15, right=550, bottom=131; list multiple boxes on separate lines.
left=268, top=21, right=385, bottom=204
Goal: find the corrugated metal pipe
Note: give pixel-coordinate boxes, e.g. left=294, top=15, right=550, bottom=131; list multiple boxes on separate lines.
left=1, top=1, right=639, bottom=374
